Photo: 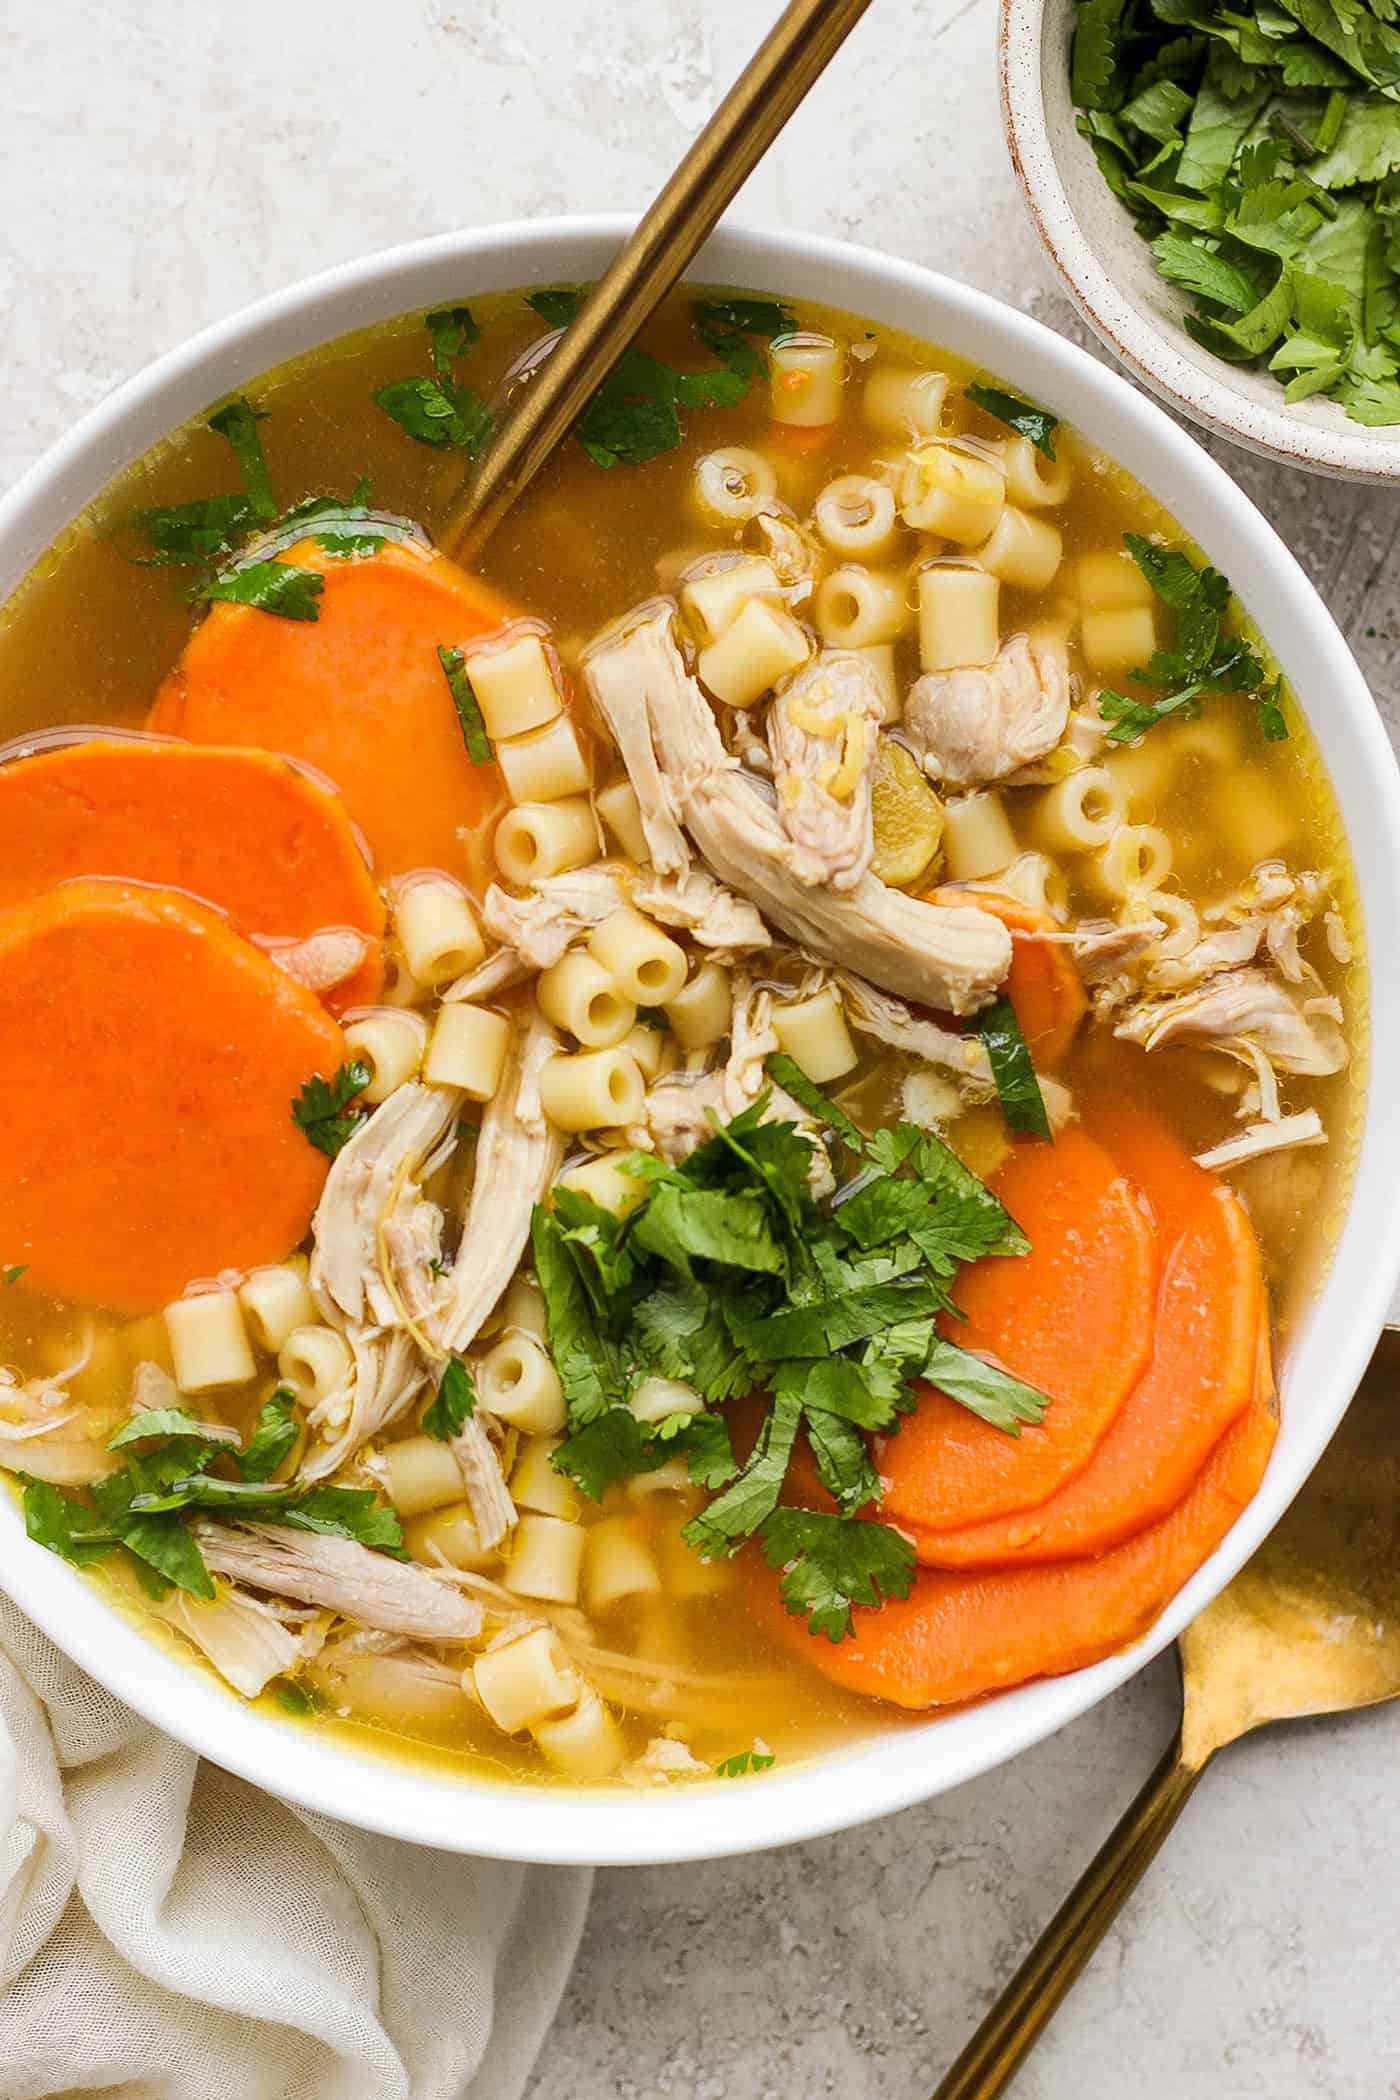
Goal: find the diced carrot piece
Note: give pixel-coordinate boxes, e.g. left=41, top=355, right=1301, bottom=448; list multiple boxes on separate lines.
left=149, top=539, right=513, bottom=884
left=0, top=880, right=345, bottom=1314
left=0, top=738, right=385, bottom=1011
left=878, top=1129, right=1157, bottom=1531
left=910, top=1107, right=1264, bottom=1566
left=745, top=1356, right=1278, bottom=1710
left=927, top=885, right=1086, bottom=1066
left=766, top=420, right=838, bottom=456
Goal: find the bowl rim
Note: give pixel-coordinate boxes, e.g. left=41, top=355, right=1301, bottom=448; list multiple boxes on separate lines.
left=997, top=0, right=1400, bottom=483
left=2, top=212, right=1399, bottom=1866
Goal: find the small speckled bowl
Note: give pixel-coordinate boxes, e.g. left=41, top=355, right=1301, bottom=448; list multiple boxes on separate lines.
left=1000, top=0, right=1400, bottom=481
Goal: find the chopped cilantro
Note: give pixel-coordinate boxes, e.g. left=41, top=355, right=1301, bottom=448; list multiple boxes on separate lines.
left=765, top=1052, right=864, bottom=1150
left=974, top=996, right=1052, bottom=1141
left=437, top=645, right=495, bottom=763
left=922, top=1338, right=1052, bottom=1434
left=109, top=1408, right=236, bottom=1453
left=422, top=1359, right=476, bottom=1443
left=759, top=1508, right=917, bottom=1643
left=1069, top=0, right=1400, bottom=424
left=238, top=1388, right=301, bottom=1481
left=194, top=559, right=324, bottom=621
left=524, top=284, right=770, bottom=468
left=207, top=398, right=276, bottom=522
left=1096, top=531, right=1284, bottom=742
left=317, top=531, right=386, bottom=559
left=523, top=1091, right=1049, bottom=1640
left=964, top=380, right=1060, bottom=457
left=715, top=1747, right=777, bottom=1776
left=2, top=1264, right=27, bottom=1285
left=273, top=1676, right=321, bottom=1717
left=375, top=308, right=493, bottom=456
left=291, top=1059, right=371, bottom=1158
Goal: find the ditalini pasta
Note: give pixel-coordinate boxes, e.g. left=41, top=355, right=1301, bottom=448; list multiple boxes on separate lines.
left=0, top=278, right=1356, bottom=1796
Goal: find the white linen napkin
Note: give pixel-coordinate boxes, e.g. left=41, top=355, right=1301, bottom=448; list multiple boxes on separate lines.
left=0, top=1594, right=590, bottom=2100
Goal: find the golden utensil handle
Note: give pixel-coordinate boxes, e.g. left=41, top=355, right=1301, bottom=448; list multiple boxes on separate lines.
left=444, top=0, right=877, bottom=560
left=930, top=1732, right=1211, bottom=2100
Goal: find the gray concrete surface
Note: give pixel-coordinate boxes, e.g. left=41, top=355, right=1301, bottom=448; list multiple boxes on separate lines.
left=3, top=3, right=1398, bottom=2093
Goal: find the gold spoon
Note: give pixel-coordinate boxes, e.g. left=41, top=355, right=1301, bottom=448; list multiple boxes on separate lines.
left=930, top=1324, right=1400, bottom=2100
left=443, top=0, right=877, bottom=561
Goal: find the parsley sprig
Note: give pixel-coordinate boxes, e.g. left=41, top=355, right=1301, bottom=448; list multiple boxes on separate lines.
left=1097, top=531, right=1287, bottom=742
left=21, top=1394, right=403, bottom=1602
left=530, top=1070, right=1046, bottom=1642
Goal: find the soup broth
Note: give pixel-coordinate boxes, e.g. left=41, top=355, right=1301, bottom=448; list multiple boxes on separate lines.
left=0, top=284, right=1363, bottom=1788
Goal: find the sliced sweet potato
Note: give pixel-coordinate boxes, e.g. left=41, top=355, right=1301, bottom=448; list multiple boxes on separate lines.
left=878, top=1128, right=1157, bottom=1532
left=149, top=539, right=512, bottom=883
left=910, top=1108, right=1264, bottom=1566
left=927, top=885, right=1086, bottom=1066
left=0, top=880, right=345, bottom=1314
left=0, top=737, right=384, bottom=1010
left=746, top=1347, right=1278, bottom=1710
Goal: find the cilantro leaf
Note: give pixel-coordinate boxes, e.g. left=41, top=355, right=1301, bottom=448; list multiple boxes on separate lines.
left=21, top=1478, right=117, bottom=1568
left=2, top=1264, right=26, bottom=1285
left=678, top=1410, right=738, bottom=1489
left=765, top=1053, right=864, bottom=1150
left=291, top=1060, right=370, bottom=1158
left=195, top=559, right=324, bottom=622
left=922, top=1338, right=1051, bottom=1434
left=682, top=1387, right=802, bottom=1558
left=437, top=645, right=495, bottom=764
left=238, top=1389, right=300, bottom=1481
left=551, top=1406, right=681, bottom=1500
left=803, top=1406, right=882, bottom=1514
left=422, top=1359, right=476, bottom=1443
left=375, top=375, right=492, bottom=455
left=130, top=492, right=261, bottom=567
left=280, top=1485, right=405, bottom=1554
left=109, top=1409, right=237, bottom=1453
left=527, top=287, right=587, bottom=328
left=974, top=996, right=1052, bottom=1141
left=118, top=1509, right=216, bottom=1599
left=531, top=1206, right=621, bottom=1424
left=715, top=1747, right=776, bottom=1776
left=964, top=380, right=1060, bottom=457
left=759, top=1509, right=916, bottom=1642
left=207, top=397, right=276, bottom=522
left=632, top=1279, right=753, bottom=1403
left=427, top=304, right=482, bottom=373
left=630, top=1184, right=785, bottom=1279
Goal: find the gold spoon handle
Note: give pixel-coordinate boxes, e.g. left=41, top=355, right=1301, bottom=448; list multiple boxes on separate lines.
left=930, top=1731, right=1212, bottom=2100
left=445, top=0, right=877, bottom=560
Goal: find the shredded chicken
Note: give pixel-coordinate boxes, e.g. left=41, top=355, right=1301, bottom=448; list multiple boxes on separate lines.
left=478, top=868, right=626, bottom=973
left=301, top=1325, right=426, bottom=1484
left=0, top=1368, right=112, bottom=1485
left=310, top=1081, right=460, bottom=1330
left=267, top=928, right=373, bottom=994
left=448, top=1410, right=517, bottom=1551
left=633, top=867, right=770, bottom=953
left=195, top=1522, right=484, bottom=1642
left=904, top=632, right=1070, bottom=789
left=748, top=506, right=818, bottom=590
left=1115, top=968, right=1348, bottom=1076
left=152, top=1584, right=326, bottom=1699
left=1194, top=1108, right=1326, bottom=1172
left=1069, top=917, right=1166, bottom=984
left=767, top=653, right=883, bottom=891
left=431, top=1009, right=563, bottom=1354
left=836, top=969, right=994, bottom=1095
left=582, top=606, right=1009, bottom=1014
left=624, top=1736, right=710, bottom=1786
left=584, top=622, right=692, bottom=874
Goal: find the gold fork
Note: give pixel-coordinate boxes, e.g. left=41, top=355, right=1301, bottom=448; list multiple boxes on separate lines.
left=930, top=1325, right=1400, bottom=2100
